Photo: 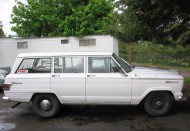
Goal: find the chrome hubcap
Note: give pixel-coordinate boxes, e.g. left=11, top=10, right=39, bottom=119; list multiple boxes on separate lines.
left=155, top=100, right=162, bottom=107
left=152, top=98, right=164, bottom=109
left=40, top=100, right=52, bottom=111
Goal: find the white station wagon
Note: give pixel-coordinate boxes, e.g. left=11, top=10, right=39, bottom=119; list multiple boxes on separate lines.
left=2, top=52, right=184, bottom=118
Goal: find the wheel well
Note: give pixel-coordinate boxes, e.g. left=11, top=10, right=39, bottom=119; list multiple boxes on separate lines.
left=30, top=93, right=59, bottom=102
left=140, top=91, right=174, bottom=105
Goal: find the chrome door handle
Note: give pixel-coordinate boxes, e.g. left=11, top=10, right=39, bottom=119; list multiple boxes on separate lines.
left=87, top=75, right=95, bottom=77
left=52, top=75, right=60, bottom=77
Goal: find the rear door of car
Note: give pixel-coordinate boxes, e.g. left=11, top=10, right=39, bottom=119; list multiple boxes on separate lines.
left=51, top=56, right=86, bottom=103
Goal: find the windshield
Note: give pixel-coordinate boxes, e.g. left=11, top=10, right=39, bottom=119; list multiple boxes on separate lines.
left=112, top=53, right=132, bottom=73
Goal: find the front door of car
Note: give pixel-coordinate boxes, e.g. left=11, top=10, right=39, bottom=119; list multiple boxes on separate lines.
left=51, top=56, right=85, bottom=103
left=86, top=56, right=132, bottom=104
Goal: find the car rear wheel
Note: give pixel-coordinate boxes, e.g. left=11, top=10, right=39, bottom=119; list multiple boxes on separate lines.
left=144, top=92, right=174, bottom=116
left=32, top=94, right=60, bottom=118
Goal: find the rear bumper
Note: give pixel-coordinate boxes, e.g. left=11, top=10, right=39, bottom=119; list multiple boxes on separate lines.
left=2, top=96, right=10, bottom=103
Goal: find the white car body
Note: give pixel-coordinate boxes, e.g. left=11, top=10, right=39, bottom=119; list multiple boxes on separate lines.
left=2, top=52, right=184, bottom=117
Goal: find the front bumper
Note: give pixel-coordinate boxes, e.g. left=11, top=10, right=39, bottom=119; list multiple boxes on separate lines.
left=2, top=96, right=10, bottom=103
left=178, top=95, right=187, bottom=101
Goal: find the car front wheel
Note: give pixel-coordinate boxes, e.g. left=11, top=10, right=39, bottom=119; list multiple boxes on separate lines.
left=144, top=92, right=174, bottom=116
left=32, top=94, right=60, bottom=118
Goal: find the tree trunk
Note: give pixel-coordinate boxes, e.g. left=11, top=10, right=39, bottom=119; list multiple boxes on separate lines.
left=128, top=42, right=132, bottom=64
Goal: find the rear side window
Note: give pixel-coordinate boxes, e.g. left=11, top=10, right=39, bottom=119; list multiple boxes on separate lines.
left=16, top=58, right=51, bottom=73
left=54, top=57, right=84, bottom=73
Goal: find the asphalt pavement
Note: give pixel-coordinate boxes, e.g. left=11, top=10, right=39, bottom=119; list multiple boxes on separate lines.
left=1, top=92, right=190, bottom=131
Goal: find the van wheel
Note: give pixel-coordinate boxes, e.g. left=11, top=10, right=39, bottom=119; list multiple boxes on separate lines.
left=32, top=94, right=60, bottom=118
left=144, top=92, right=174, bottom=116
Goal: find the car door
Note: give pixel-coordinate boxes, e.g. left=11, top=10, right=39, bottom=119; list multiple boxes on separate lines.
left=86, top=56, right=132, bottom=104
left=51, top=56, right=85, bottom=103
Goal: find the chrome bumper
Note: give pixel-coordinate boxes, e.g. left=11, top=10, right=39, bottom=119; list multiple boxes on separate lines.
left=178, top=95, right=187, bottom=101
left=2, top=96, right=10, bottom=103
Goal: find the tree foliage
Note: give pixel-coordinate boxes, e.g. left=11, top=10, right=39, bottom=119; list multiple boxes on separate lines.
left=107, top=9, right=139, bottom=43
left=11, top=0, right=114, bottom=37
left=0, top=21, right=5, bottom=38
left=110, top=0, right=190, bottom=46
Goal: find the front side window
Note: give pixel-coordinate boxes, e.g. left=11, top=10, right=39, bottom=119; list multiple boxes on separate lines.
left=16, top=58, right=51, bottom=73
left=88, top=57, right=120, bottom=73
left=54, top=57, right=84, bottom=73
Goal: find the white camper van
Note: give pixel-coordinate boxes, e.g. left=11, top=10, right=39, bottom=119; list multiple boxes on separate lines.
left=2, top=52, right=184, bottom=118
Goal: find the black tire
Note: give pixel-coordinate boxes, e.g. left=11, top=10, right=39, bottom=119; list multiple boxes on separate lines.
left=32, top=94, right=60, bottom=118
left=144, top=92, right=174, bottom=117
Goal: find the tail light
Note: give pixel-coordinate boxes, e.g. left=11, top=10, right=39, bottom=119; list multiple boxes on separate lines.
left=3, top=83, right=12, bottom=91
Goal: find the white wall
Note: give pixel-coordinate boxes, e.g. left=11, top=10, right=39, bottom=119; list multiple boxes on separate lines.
left=0, top=39, right=17, bottom=68
left=0, top=35, right=118, bottom=68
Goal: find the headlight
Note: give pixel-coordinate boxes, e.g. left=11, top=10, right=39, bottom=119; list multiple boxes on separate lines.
left=0, top=74, right=5, bottom=79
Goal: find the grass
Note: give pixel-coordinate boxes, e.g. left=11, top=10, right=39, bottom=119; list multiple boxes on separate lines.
left=185, top=78, right=190, bottom=85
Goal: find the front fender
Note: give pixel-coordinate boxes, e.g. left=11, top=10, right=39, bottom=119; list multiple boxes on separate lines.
left=131, top=87, right=176, bottom=105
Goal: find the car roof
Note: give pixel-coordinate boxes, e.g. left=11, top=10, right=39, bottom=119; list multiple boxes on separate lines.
left=17, top=52, right=114, bottom=58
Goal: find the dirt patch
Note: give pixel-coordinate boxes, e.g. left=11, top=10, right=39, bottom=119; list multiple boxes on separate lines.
left=184, top=83, right=190, bottom=88
left=183, top=90, right=190, bottom=100
left=183, top=83, right=190, bottom=100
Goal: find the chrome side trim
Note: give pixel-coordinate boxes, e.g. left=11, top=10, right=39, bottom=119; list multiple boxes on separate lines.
left=166, top=81, right=179, bottom=83
left=12, top=82, right=22, bottom=84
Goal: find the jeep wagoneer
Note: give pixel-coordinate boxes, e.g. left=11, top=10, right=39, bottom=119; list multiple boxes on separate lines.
left=2, top=52, right=184, bottom=118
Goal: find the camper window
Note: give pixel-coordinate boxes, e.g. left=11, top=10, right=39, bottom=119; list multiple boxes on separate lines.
left=17, top=42, right=28, bottom=49
left=79, top=39, right=96, bottom=46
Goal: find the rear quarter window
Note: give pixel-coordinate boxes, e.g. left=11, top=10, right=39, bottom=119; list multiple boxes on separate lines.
left=16, top=58, right=51, bottom=73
